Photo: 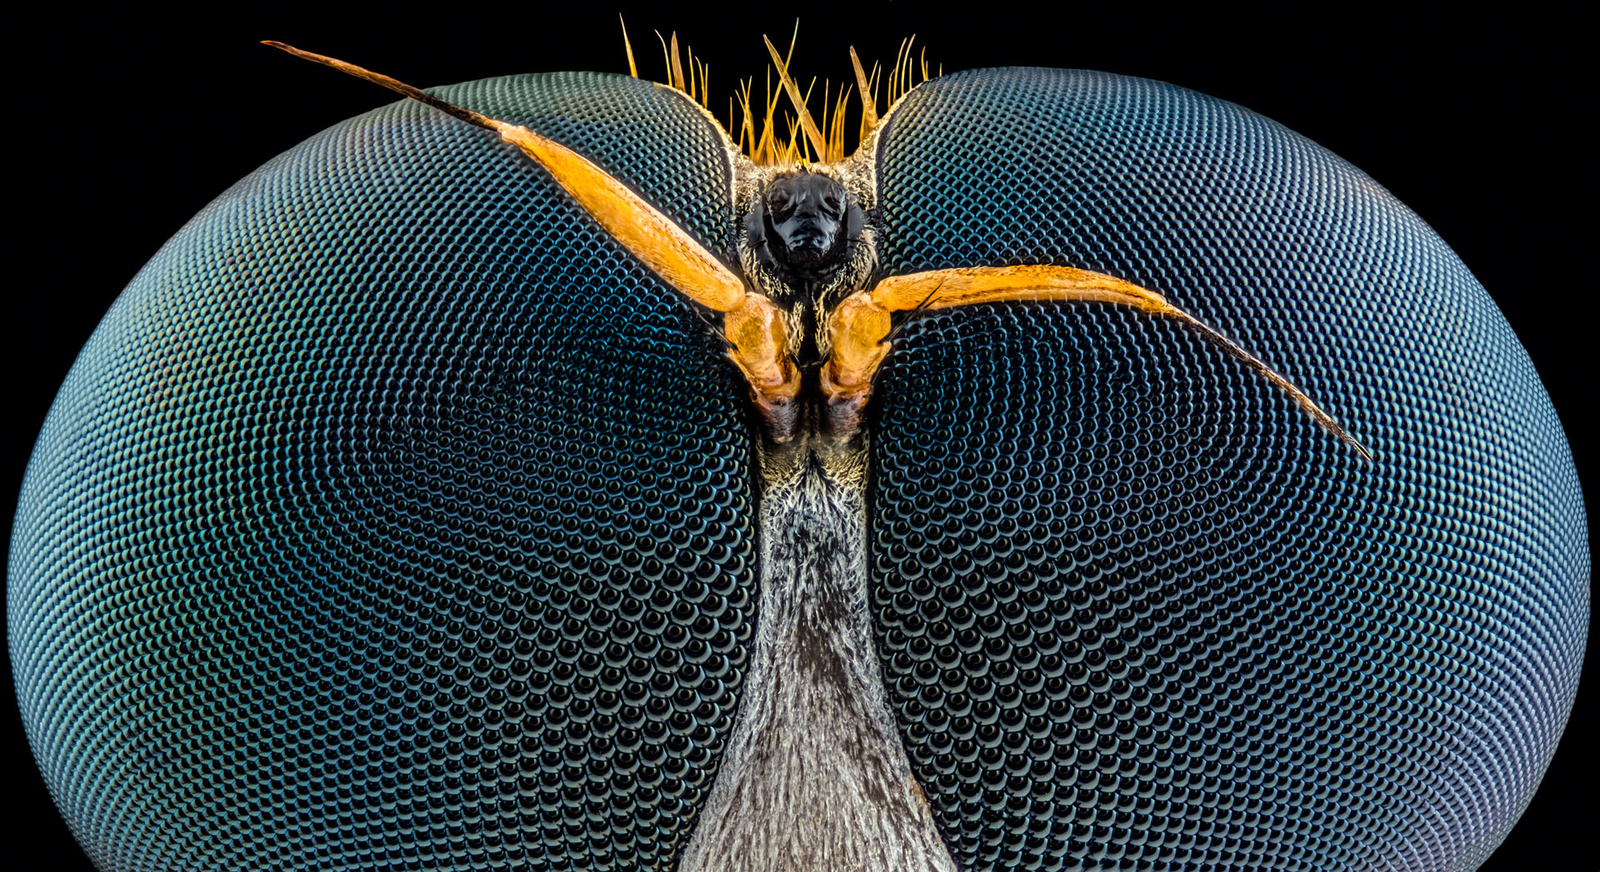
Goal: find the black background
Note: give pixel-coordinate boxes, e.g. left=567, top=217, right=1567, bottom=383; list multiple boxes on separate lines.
left=6, top=5, right=1591, bottom=870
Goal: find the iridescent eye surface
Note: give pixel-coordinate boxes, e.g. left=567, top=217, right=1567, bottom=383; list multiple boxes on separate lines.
left=867, top=69, right=1586, bottom=870
left=11, top=73, right=761, bottom=872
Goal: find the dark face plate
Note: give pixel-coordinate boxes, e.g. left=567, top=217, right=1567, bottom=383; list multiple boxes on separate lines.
left=10, top=73, right=756, bottom=872
left=870, top=68, right=1587, bottom=870
left=752, top=171, right=855, bottom=277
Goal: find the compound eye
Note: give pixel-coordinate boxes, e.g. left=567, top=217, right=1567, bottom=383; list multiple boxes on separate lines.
left=868, top=67, right=1584, bottom=869
left=10, top=74, right=760, bottom=872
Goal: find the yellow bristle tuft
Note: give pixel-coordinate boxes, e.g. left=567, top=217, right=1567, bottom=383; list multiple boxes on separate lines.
left=628, top=22, right=932, bottom=166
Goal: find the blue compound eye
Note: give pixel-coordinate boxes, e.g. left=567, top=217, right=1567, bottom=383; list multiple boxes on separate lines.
left=8, top=38, right=1588, bottom=872
left=867, top=69, right=1588, bottom=870
left=11, top=72, right=762, bottom=870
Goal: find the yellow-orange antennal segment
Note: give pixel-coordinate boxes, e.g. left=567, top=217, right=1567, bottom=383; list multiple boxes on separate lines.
left=263, top=41, right=803, bottom=437
left=824, top=266, right=1373, bottom=459
left=262, top=41, right=744, bottom=313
